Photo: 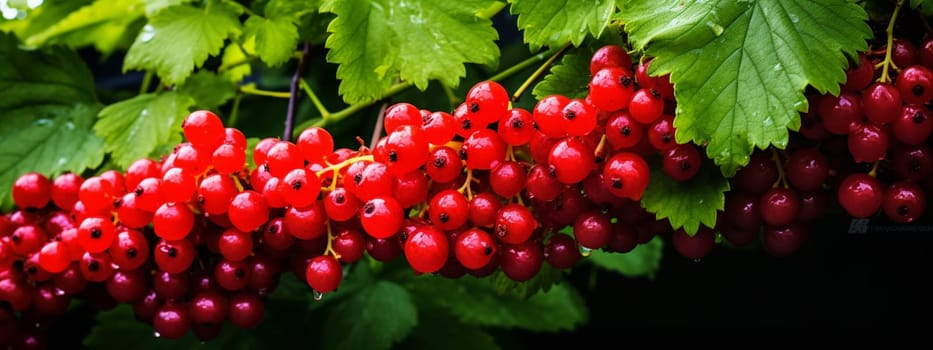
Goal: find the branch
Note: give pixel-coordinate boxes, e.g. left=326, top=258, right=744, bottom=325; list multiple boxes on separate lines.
left=284, top=43, right=312, bottom=142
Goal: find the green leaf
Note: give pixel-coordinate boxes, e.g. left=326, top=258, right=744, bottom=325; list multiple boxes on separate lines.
left=406, top=276, right=588, bottom=332
left=398, top=311, right=500, bottom=350
left=508, top=0, right=615, bottom=50
left=0, top=33, right=104, bottom=210
left=94, top=92, right=195, bottom=168
left=220, top=43, right=253, bottom=83
left=620, top=0, right=871, bottom=176
left=589, top=236, right=664, bottom=279
left=24, top=0, right=145, bottom=55
left=321, top=0, right=500, bottom=103
left=178, top=71, right=237, bottom=109
left=532, top=47, right=592, bottom=100
left=145, top=0, right=193, bottom=16
left=323, top=280, right=418, bottom=350
left=0, top=0, right=90, bottom=39
left=125, top=1, right=243, bottom=85
left=491, top=263, right=563, bottom=299
left=244, top=14, right=299, bottom=67
left=266, top=0, right=321, bottom=18
left=640, top=157, right=729, bottom=235
left=912, top=0, right=933, bottom=16
left=84, top=304, right=255, bottom=349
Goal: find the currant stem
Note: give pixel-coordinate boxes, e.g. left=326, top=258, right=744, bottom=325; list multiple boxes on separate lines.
left=295, top=81, right=414, bottom=137
left=284, top=43, right=312, bottom=142
left=770, top=147, right=789, bottom=189
left=879, top=0, right=906, bottom=84
left=217, top=56, right=258, bottom=73
left=594, top=134, right=608, bottom=159
left=323, top=220, right=341, bottom=260
left=139, top=71, right=153, bottom=95
left=228, top=94, right=243, bottom=127
left=315, top=155, right=375, bottom=178
left=239, top=86, right=291, bottom=99
left=457, top=169, right=475, bottom=200
left=510, top=43, right=571, bottom=102
left=868, top=160, right=881, bottom=178
left=370, top=102, right=389, bottom=149
left=505, top=145, right=516, bottom=162
left=299, top=78, right=331, bottom=118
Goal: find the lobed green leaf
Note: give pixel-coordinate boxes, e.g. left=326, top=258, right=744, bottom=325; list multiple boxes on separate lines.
left=508, top=0, right=615, bottom=50
left=640, top=157, right=729, bottom=235
left=620, top=0, right=871, bottom=176
left=589, top=236, right=664, bottom=279
left=94, top=91, right=195, bottom=168
left=405, top=275, right=588, bottom=332
left=124, top=0, right=242, bottom=85
left=321, top=0, right=500, bottom=103
left=0, top=33, right=104, bottom=210
left=323, top=280, right=418, bottom=350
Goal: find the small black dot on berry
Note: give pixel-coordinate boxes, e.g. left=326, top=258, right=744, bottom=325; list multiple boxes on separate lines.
left=438, top=212, right=449, bottom=223
left=912, top=111, right=926, bottom=124
left=10, top=234, right=20, bottom=243
left=469, top=102, right=480, bottom=114
left=126, top=248, right=137, bottom=259
left=90, top=228, right=102, bottom=239
left=334, top=192, right=345, bottom=204
left=649, top=88, right=661, bottom=98
left=621, top=126, right=631, bottom=136
left=135, top=187, right=144, bottom=196
left=167, top=247, right=178, bottom=258
left=662, top=134, right=672, bottom=143
left=388, top=150, right=398, bottom=162
left=433, top=157, right=446, bottom=168
left=235, top=269, right=246, bottom=279
left=291, top=181, right=303, bottom=190
left=363, top=202, right=375, bottom=215
left=354, top=173, right=363, bottom=185
left=897, top=205, right=910, bottom=216
left=461, top=119, right=472, bottom=130
left=611, top=178, right=623, bottom=189
left=511, top=119, right=524, bottom=129
left=680, top=161, right=692, bottom=172
left=620, top=75, right=633, bottom=87
left=913, top=85, right=925, bottom=97
left=564, top=110, right=576, bottom=120
left=483, top=246, right=493, bottom=255
left=87, top=260, right=99, bottom=272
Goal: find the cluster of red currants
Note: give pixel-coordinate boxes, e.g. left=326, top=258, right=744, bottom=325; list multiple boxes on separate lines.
left=713, top=36, right=933, bottom=259
left=0, top=44, right=704, bottom=343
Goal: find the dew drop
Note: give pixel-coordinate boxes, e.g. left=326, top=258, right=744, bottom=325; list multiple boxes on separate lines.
left=693, top=258, right=702, bottom=263
left=153, top=331, right=161, bottom=338
left=789, top=14, right=799, bottom=23
left=579, top=246, right=592, bottom=257
left=34, top=322, right=41, bottom=329
left=54, top=288, right=66, bottom=296
left=140, top=24, right=157, bottom=43
left=313, top=290, right=324, bottom=301
left=706, top=21, right=724, bottom=36
left=773, top=63, right=782, bottom=71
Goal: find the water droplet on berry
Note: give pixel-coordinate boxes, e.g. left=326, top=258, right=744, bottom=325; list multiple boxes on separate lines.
left=54, top=288, right=66, bottom=296
left=693, top=258, right=702, bottom=263
left=579, top=246, right=592, bottom=257
left=313, top=290, right=324, bottom=301
left=153, top=331, right=161, bottom=338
